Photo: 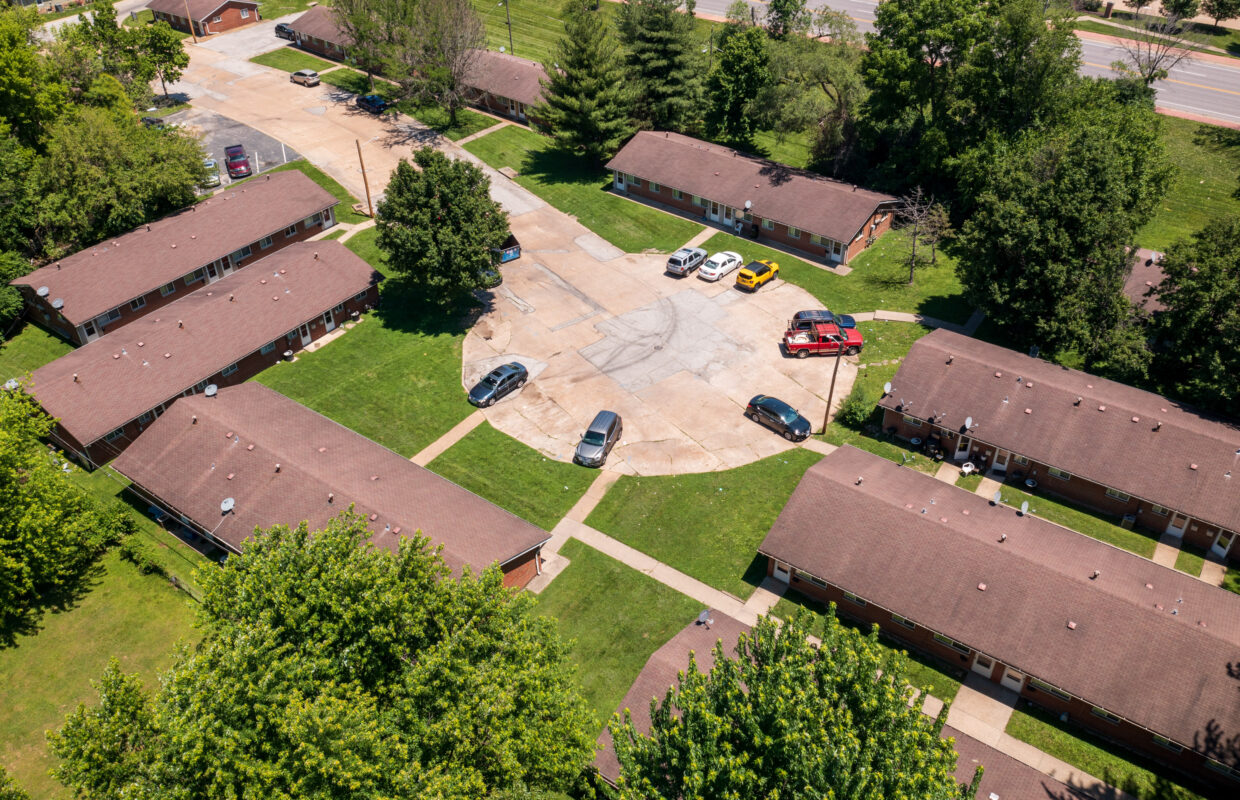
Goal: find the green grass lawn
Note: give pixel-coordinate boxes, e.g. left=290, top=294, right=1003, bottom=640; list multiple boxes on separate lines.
left=751, top=129, right=812, bottom=169
left=770, top=590, right=964, bottom=704
left=996, top=482, right=1158, bottom=558
left=249, top=46, right=336, bottom=74
left=257, top=0, right=322, bottom=20
left=955, top=472, right=982, bottom=492
left=696, top=229, right=971, bottom=325
left=427, top=422, right=595, bottom=530
left=1006, top=704, right=1205, bottom=800
left=852, top=320, right=933, bottom=365
left=1173, top=541, right=1207, bottom=577
left=0, top=324, right=73, bottom=379
left=260, top=160, right=371, bottom=225
left=0, top=551, right=201, bottom=800
left=585, top=449, right=823, bottom=600
left=1139, top=117, right=1240, bottom=251
left=1073, top=19, right=1225, bottom=57
left=320, top=67, right=391, bottom=97
left=464, top=124, right=702, bottom=253
left=535, top=538, right=702, bottom=728
left=1222, top=567, right=1240, bottom=595
left=1077, top=11, right=1240, bottom=57
left=395, top=99, right=497, bottom=141
left=343, top=227, right=385, bottom=275
left=823, top=362, right=942, bottom=475
left=122, top=9, right=190, bottom=38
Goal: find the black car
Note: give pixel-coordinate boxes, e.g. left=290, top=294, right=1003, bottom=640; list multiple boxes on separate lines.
left=356, top=94, right=392, bottom=114
left=140, top=116, right=164, bottom=129
left=274, top=23, right=295, bottom=40
left=468, top=362, right=528, bottom=407
left=745, top=394, right=811, bottom=441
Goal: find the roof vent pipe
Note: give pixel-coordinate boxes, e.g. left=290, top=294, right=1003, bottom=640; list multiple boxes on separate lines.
left=1091, top=570, right=1100, bottom=580
left=275, top=463, right=281, bottom=472
left=72, top=373, right=78, bottom=382
left=855, top=476, right=864, bottom=485
left=328, top=492, right=334, bottom=503
left=999, top=533, right=1007, bottom=543
left=191, top=415, right=197, bottom=424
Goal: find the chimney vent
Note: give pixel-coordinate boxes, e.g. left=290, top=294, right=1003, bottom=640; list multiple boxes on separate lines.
left=191, top=415, right=197, bottom=424
left=275, top=463, right=281, bottom=472
left=1091, top=570, right=1100, bottom=580
left=328, top=493, right=334, bottom=503
left=225, top=431, right=233, bottom=438
left=72, top=373, right=78, bottom=382
left=855, top=476, right=863, bottom=485
left=1154, top=421, right=1162, bottom=431
left=1098, top=405, right=1106, bottom=412
left=1190, top=463, right=1198, bottom=470
left=1132, top=416, right=1140, bottom=423
left=999, top=533, right=1007, bottom=543
left=1067, top=621, right=1077, bottom=630
left=978, top=583, right=987, bottom=591
left=177, top=320, right=183, bottom=328
left=1024, top=408, right=1031, bottom=414
left=370, top=474, right=379, bottom=481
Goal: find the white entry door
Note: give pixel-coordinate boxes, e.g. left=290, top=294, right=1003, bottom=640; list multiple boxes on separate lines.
left=1166, top=512, right=1188, bottom=538
left=955, top=436, right=971, bottom=460
left=218, top=257, right=233, bottom=277
left=1213, top=530, right=1235, bottom=558
left=1001, top=667, right=1025, bottom=692
left=992, top=450, right=1010, bottom=474
left=971, top=654, right=995, bottom=678
left=322, top=310, right=335, bottom=333
left=81, top=320, right=99, bottom=342
left=708, top=201, right=722, bottom=222
left=298, top=322, right=312, bottom=347
left=772, top=561, right=790, bottom=584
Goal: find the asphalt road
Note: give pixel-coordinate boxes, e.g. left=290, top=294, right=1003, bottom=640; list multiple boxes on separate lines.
left=696, top=0, right=1240, bottom=128
left=167, top=106, right=303, bottom=183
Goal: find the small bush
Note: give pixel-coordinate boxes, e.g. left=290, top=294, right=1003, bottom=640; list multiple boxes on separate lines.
left=837, top=382, right=877, bottom=429
left=118, top=539, right=165, bottom=577
left=1080, top=0, right=1102, bottom=10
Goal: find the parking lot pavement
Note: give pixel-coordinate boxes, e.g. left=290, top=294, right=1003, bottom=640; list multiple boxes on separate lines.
left=168, top=106, right=302, bottom=179
left=186, top=15, right=299, bottom=61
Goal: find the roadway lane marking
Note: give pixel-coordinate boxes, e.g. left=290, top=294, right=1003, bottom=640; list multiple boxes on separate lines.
left=1084, top=61, right=1240, bottom=96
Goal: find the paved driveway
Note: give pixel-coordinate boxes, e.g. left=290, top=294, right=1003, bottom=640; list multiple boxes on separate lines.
left=188, top=14, right=298, bottom=60
left=168, top=106, right=302, bottom=179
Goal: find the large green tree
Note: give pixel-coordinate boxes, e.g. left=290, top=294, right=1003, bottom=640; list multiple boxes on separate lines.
left=0, top=385, right=132, bottom=642
left=51, top=514, right=595, bottom=799
left=29, top=105, right=205, bottom=258
left=0, top=252, right=28, bottom=340
left=0, top=765, right=29, bottom=800
left=142, top=21, right=191, bottom=98
left=0, top=7, right=68, bottom=147
left=376, top=147, right=510, bottom=306
left=706, top=25, right=771, bottom=147
left=765, top=0, right=809, bottom=38
left=611, top=611, right=979, bottom=799
left=953, top=86, right=1172, bottom=367
left=1149, top=217, right=1240, bottom=415
left=534, top=0, right=633, bottom=161
left=0, top=123, right=32, bottom=254
left=1202, top=0, right=1240, bottom=27
left=617, top=0, right=704, bottom=132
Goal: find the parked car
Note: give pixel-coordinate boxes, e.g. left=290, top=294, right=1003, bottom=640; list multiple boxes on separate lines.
left=791, top=309, right=856, bottom=330
left=697, top=251, right=743, bottom=282
left=140, top=116, right=163, bottom=129
left=783, top=321, right=865, bottom=358
left=291, top=69, right=321, bottom=87
left=356, top=94, right=392, bottom=114
left=665, top=246, right=707, bottom=276
left=274, top=22, right=295, bottom=40
left=201, top=158, right=221, bottom=188
left=735, top=259, right=779, bottom=291
left=468, top=362, right=527, bottom=407
left=224, top=144, right=251, bottom=178
left=574, top=410, right=623, bottom=467
left=745, top=395, right=811, bottom=441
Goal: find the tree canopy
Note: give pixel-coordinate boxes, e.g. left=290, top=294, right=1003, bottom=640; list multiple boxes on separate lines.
left=51, top=514, right=596, bottom=799
left=617, top=0, right=704, bottom=132
left=611, top=611, right=978, bottom=799
left=706, top=25, right=771, bottom=147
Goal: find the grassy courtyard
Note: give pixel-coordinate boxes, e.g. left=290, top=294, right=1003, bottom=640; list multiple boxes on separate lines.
left=0, top=324, right=73, bottom=379
left=996, top=482, right=1158, bottom=558
left=1006, top=704, right=1204, bottom=800
left=824, top=362, right=942, bottom=475
left=249, top=47, right=336, bottom=74
left=0, top=551, right=201, bottom=800
left=463, top=124, right=703, bottom=253
left=535, top=538, right=702, bottom=728
left=696, top=230, right=971, bottom=325
left=426, top=422, right=595, bottom=531
left=1138, top=117, right=1240, bottom=251
left=1174, top=542, right=1207, bottom=577
left=585, top=449, right=823, bottom=600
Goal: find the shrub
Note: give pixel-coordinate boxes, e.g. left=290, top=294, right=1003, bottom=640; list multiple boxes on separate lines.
left=118, top=539, right=165, bottom=577
left=1080, top=0, right=1103, bottom=11
left=837, top=382, right=877, bottom=429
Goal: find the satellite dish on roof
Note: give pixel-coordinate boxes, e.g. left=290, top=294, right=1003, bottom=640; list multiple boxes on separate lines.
left=3, top=379, right=17, bottom=391
left=51, top=298, right=64, bottom=309
left=992, top=490, right=1002, bottom=505
left=220, top=497, right=235, bottom=513
left=1020, top=500, right=1029, bottom=516
left=36, top=286, right=49, bottom=297
left=965, top=416, right=973, bottom=429
left=696, top=609, right=714, bottom=627
left=204, top=384, right=218, bottom=397
left=883, top=381, right=892, bottom=394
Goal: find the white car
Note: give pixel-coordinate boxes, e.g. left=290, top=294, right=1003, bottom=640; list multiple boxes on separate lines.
left=697, top=251, right=743, bottom=282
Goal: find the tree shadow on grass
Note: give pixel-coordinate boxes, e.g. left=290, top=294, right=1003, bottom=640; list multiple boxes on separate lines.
left=373, top=278, right=494, bottom=339
left=740, top=553, right=773, bottom=595
left=0, top=558, right=108, bottom=650
left=519, top=145, right=613, bottom=190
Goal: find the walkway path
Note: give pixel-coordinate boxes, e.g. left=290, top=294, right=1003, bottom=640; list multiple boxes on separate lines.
left=409, top=410, right=485, bottom=466
left=455, top=121, right=511, bottom=146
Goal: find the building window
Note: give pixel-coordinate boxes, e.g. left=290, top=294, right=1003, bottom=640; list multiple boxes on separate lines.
left=650, top=182, right=660, bottom=193
left=1150, top=504, right=1170, bottom=516
left=788, top=226, right=801, bottom=239
left=104, top=428, right=126, bottom=443
left=220, top=363, right=239, bottom=377
left=902, top=415, right=922, bottom=428
left=332, top=303, right=346, bottom=314
left=672, top=188, right=683, bottom=200
left=795, top=570, right=827, bottom=588
left=692, top=195, right=704, bottom=207
left=231, top=246, right=252, bottom=262
left=810, top=233, right=824, bottom=245
left=1047, top=467, right=1071, bottom=481
left=1012, top=454, right=1029, bottom=466
left=183, top=269, right=202, bottom=286
left=138, top=411, right=153, bottom=425
left=259, top=235, right=274, bottom=249
left=240, top=8, right=249, bottom=18
left=762, top=218, right=774, bottom=231
left=212, top=15, right=222, bottom=23
left=1090, top=706, right=1121, bottom=725
left=932, top=633, right=970, bottom=655
left=1029, top=678, right=1072, bottom=702
left=891, top=613, right=916, bottom=630
left=1204, top=760, right=1240, bottom=780
left=99, top=308, right=121, bottom=324
left=130, top=297, right=147, bottom=311
left=628, top=174, right=641, bottom=187
left=260, top=341, right=277, bottom=355
left=306, top=213, right=322, bottom=227
left=285, top=224, right=298, bottom=238
left=1105, top=488, right=1130, bottom=502
left=353, top=290, right=368, bottom=302
left=842, top=591, right=867, bottom=607
left=1153, top=736, right=1183, bottom=753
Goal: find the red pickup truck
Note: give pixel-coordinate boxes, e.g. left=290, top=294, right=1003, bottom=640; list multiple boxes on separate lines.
left=783, top=321, right=864, bottom=358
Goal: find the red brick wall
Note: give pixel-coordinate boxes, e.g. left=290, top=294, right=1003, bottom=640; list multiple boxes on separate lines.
left=153, top=4, right=257, bottom=35
left=768, top=557, right=1234, bottom=795
left=501, top=549, right=542, bottom=588
left=71, top=285, right=377, bottom=466
left=295, top=34, right=347, bottom=61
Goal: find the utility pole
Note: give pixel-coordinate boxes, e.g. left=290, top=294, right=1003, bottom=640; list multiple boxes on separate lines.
left=503, top=1, right=514, bottom=54
left=183, top=0, right=199, bottom=43
left=356, top=139, right=374, bottom=218
left=820, top=344, right=844, bottom=436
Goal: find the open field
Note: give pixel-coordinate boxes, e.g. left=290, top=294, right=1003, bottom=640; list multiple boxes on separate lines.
left=249, top=47, right=336, bottom=74
left=0, top=324, right=73, bottom=379
left=1139, top=117, right=1240, bottom=251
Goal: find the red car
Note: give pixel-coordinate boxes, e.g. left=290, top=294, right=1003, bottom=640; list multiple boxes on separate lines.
left=224, top=144, right=251, bottom=179
left=783, top=321, right=864, bottom=358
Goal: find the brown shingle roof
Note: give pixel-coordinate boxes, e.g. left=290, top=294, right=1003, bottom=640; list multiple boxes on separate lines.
left=12, top=171, right=337, bottom=327
left=111, top=383, right=549, bottom=574
left=29, top=242, right=379, bottom=447
left=880, top=329, right=1240, bottom=533
left=945, top=726, right=1076, bottom=800
left=287, top=5, right=350, bottom=48
left=463, top=50, right=547, bottom=108
left=147, top=0, right=256, bottom=22
left=605, top=131, right=898, bottom=244
left=1124, top=248, right=1166, bottom=312
left=760, top=446, right=1240, bottom=762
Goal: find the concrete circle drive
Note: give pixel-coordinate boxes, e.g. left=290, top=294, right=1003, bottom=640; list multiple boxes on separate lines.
left=464, top=207, right=857, bottom=476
